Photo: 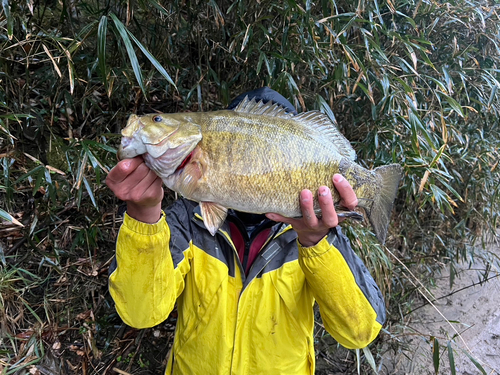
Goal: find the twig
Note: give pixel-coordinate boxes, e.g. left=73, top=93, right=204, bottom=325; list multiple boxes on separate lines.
left=112, top=368, right=133, bottom=375
left=386, top=248, right=497, bottom=374
left=5, top=237, right=27, bottom=256
left=407, top=273, right=500, bottom=314
left=125, top=330, right=145, bottom=372
left=385, top=248, right=473, bottom=353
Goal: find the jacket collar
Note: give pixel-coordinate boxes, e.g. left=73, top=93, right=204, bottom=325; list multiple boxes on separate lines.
left=191, top=203, right=291, bottom=237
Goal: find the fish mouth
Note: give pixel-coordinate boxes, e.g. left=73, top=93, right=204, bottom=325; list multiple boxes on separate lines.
left=117, top=137, right=137, bottom=160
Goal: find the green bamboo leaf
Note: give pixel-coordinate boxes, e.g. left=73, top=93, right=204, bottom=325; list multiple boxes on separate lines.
left=442, top=66, right=453, bottom=94
left=263, top=54, right=272, bottom=77
left=441, top=93, right=465, bottom=117
left=429, top=144, right=446, bottom=168
left=487, top=85, right=498, bottom=109
left=14, top=165, right=44, bottom=184
left=75, top=19, right=99, bottom=40
left=337, top=15, right=358, bottom=37
left=0, top=113, right=32, bottom=120
left=393, top=77, right=414, bottom=95
left=83, top=176, right=97, bottom=209
left=21, top=298, right=43, bottom=324
left=448, top=342, right=456, bottom=375
left=379, top=75, right=390, bottom=96
left=409, top=110, right=436, bottom=149
left=372, top=0, right=384, bottom=25
left=315, top=94, right=337, bottom=126
left=284, top=72, right=299, bottom=94
left=34, top=168, right=45, bottom=196
left=145, top=0, right=170, bottom=15
left=356, top=81, right=374, bottom=103
left=97, top=15, right=108, bottom=89
left=257, top=52, right=265, bottom=75
left=423, top=75, right=448, bottom=93
left=0, top=241, right=5, bottom=266
left=0, top=208, right=23, bottom=226
left=436, top=176, right=463, bottom=202
left=84, top=139, right=117, bottom=154
left=462, top=350, right=487, bottom=375
left=395, top=56, right=419, bottom=77
left=1, top=0, right=13, bottom=40
left=44, top=167, right=52, bottom=184
left=430, top=185, right=454, bottom=214
left=367, top=38, right=390, bottom=63
left=432, top=336, right=440, bottom=374
left=126, top=29, right=176, bottom=88
left=395, top=11, right=416, bottom=28
left=362, top=346, right=378, bottom=374
left=81, top=143, right=99, bottom=170
left=110, top=13, right=145, bottom=93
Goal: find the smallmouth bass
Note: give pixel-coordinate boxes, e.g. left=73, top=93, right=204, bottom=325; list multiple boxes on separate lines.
left=118, top=97, right=402, bottom=244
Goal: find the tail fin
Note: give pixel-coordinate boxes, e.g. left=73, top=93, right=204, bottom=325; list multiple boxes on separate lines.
left=365, top=164, right=402, bottom=244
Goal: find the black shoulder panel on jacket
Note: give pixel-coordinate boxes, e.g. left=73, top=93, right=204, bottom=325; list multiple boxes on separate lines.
left=227, top=87, right=297, bottom=114
left=165, top=199, right=197, bottom=268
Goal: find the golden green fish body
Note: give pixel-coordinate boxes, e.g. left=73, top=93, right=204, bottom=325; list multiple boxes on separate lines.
left=173, top=111, right=360, bottom=215
left=118, top=98, right=402, bottom=243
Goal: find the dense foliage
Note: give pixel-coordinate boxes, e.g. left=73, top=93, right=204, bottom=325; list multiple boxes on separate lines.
left=1, top=0, right=499, bottom=373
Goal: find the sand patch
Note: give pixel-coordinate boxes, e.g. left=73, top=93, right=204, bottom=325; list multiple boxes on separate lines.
left=381, top=243, right=500, bottom=374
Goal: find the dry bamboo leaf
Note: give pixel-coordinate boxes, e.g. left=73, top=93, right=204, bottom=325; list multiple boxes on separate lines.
left=46, top=165, right=66, bottom=176
left=419, top=170, right=430, bottom=193
left=42, top=44, right=62, bottom=78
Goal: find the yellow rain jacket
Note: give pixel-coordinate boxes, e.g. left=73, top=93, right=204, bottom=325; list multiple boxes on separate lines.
left=109, top=199, right=385, bottom=375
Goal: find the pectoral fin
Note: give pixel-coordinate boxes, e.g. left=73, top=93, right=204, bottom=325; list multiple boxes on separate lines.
left=200, top=202, right=228, bottom=236
left=178, top=161, right=203, bottom=197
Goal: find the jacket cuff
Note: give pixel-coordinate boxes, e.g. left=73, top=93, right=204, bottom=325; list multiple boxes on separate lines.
left=123, top=211, right=166, bottom=235
left=298, top=228, right=338, bottom=258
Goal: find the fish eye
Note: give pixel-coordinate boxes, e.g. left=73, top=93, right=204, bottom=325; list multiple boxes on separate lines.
left=153, top=115, right=162, bottom=123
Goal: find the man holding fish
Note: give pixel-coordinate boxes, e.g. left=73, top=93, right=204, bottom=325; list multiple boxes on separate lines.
left=106, top=88, right=393, bottom=374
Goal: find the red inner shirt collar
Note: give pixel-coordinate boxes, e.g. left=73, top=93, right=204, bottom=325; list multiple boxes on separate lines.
left=229, top=222, right=271, bottom=275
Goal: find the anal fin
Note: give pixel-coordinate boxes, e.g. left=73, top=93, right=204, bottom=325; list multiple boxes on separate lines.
left=200, top=202, right=228, bottom=236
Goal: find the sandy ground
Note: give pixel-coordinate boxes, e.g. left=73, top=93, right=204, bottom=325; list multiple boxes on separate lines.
left=380, top=242, right=500, bottom=375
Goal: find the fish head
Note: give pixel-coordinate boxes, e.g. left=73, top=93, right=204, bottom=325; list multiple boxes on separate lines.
left=118, top=113, right=203, bottom=179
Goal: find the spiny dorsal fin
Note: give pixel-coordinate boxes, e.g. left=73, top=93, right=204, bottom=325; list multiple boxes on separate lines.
left=233, top=96, right=356, bottom=161
left=233, top=96, right=295, bottom=120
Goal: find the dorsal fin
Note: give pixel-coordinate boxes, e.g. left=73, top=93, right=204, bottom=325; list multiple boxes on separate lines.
left=294, top=111, right=357, bottom=161
left=233, top=96, right=356, bottom=161
left=233, top=96, right=295, bottom=120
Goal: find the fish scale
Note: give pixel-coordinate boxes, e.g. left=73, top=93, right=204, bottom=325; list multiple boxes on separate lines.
left=118, top=97, right=402, bottom=244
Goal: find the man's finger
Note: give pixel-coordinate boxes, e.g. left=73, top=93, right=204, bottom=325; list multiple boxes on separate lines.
left=300, top=189, right=318, bottom=228
left=332, top=174, right=358, bottom=210
left=265, top=213, right=296, bottom=226
left=130, top=169, right=162, bottom=203
left=317, top=186, right=338, bottom=228
left=108, top=157, right=144, bottom=183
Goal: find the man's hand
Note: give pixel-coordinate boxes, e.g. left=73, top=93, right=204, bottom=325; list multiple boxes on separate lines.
left=265, top=174, right=358, bottom=247
left=106, top=156, right=164, bottom=223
